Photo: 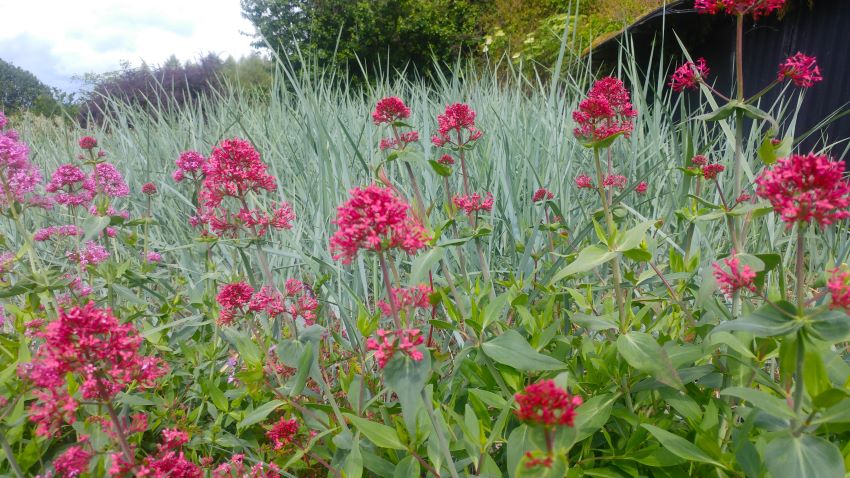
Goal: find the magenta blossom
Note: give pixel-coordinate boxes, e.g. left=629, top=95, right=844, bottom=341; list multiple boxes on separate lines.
left=372, top=97, right=411, bottom=125
left=778, top=53, right=822, bottom=88
left=670, top=58, right=710, bottom=92
left=573, top=77, right=637, bottom=145
left=431, top=103, right=483, bottom=148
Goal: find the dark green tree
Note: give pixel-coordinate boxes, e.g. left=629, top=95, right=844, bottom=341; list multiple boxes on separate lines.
left=0, top=58, right=60, bottom=114
left=241, top=0, right=485, bottom=77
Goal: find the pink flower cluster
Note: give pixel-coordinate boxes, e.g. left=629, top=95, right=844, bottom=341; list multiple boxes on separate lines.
left=438, top=154, right=455, bottom=165
left=78, top=136, right=98, bottom=150
left=66, top=241, right=110, bottom=267
left=206, top=202, right=295, bottom=238
left=453, top=192, right=494, bottom=215
left=635, top=181, right=648, bottom=194
left=53, top=444, right=92, bottom=477
left=92, top=162, right=130, bottom=198
left=34, top=225, right=83, bottom=242
left=379, top=131, right=420, bottom=151
left=372, top=97, right=411, bottom=125
left=778, top=53, right=822, bottom=88
left=0, top=133, right=43, bottom=209
left=828, top=268, right=850, bottom=311
left=377, top=284, right=432, bottom=316
left=515, top=379, right=582, bottom=427
left=330, top=184, right=429, bottom=264
left=702, top=163, right=725, bottom=180
left=532, top=188, right=555, bottom=202
left=266, top=416, right=299, bottom=450
left=216, top=280, right=317, bottom=326
left=20, top=302, right=167, bottom=437
left=670, top=58, right=710, bottom=92
left=712, top=256, right=757, bottom=296
left=575, top=174, right=594, bottom=189
left=173, top=151, right=207, bottom=182
left=212, top=455, right=281, bottom=478
left=755, top=153, right=850, bottom=226
left=694, top=0, right=785, bottom=19
left=602, top=174, right=627, bottom=189
left=431, top=103, right=483, bottom=148
left=366, top=328, right=425, bottom=369
left=201, top=139, right=277, bottom=207
left=573, top=77, right=637, bottom=145
left=46, top=164, right=95, bottom=207
left=126, top=429, right=203, bottom=478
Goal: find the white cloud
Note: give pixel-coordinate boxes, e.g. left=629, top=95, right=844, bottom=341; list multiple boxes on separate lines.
left=0, top=0, right=257, bottom=92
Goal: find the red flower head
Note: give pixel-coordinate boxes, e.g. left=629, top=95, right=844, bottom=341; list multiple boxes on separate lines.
left=702, top=163, right=725, bottom=180
left=377, top=284, right=432, bottom=317
left=691, top=155, right=709, bottom=166
left=453, top=192, right=494, bottom=215
left=372, top=97, right=411, bottom=125
left=46, top=164, right=95, bottom=207
left=201, top=138, right=277, bottom=208
left=432, top=103, right=483, bottom=148
left=670, top=58, right=710, bottom=92
left=0, top=135, right=44, bottom=208
left=438, top=154, right=455, bottom=166
left=695, top=0, right=785, bottom=19
left=78, top=136, right=98, bottom=150
left=712, top=256, right=757, bottom=296
left=92, top=162, right=130, bottom=197
left=828, top=268, right=850, bottom=311
left=755, top=153, right=850, bottom=227
left=778, top=53, right=823, bottom=88
left=635, top=181, right=648, bottom=194
left=575, top=174, right=594, bottom=189
left=54, top=445, right=92, bottom=478
left=174, top=150, right=207, bottom=182
left=216, top=282, right=255, bottom=324
left=20, top=302, right=167, bottom=436
left=142, top=182, right=157, bottom=195
left=267, top=417, right=299, bottom=450
left=329, top=184, right=429, bottom=264
left=573, top=77, right=637, bottom=145
left=533, top=188, right=555, bottom=203
left=366, top=328, right=425, bottom=369
left=602, top=174, right=627, bottom=189
left=515, top=379, right=582, bottom=427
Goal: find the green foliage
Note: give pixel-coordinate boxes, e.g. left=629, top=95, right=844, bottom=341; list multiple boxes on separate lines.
left=0, top=58, right=67, bottom=117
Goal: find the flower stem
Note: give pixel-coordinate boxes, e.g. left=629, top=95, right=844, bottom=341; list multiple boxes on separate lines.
left=421, top=389, right=460, bottom=478
left=792, top=224, right=807, bottom=428
left=105, top=399, right=135, bottom=469
left=593, top=148, right=626, bottom=331
left=377, top=251, right=402, bottom=329
left=0, top=429, right=23, bottom=478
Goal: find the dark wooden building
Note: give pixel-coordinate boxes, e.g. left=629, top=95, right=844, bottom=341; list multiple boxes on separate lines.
left=592, top=0, right=850, bottom=155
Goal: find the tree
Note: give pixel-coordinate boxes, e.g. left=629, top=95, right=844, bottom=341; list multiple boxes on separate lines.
left=0, top=58, right=59, bottom=114
left=240, top=0, right=485, bottom=77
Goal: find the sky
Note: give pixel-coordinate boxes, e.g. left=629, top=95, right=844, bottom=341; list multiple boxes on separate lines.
left=0, top=0, right=258, bottom=93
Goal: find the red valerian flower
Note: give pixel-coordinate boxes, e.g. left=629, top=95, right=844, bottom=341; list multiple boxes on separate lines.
left=266, top=417, right=299, bottom=450
left=329, top=184, right=429, bottom=264
left=0, top=135, right=44, bottom=208
left=372, top=97, right=411, bottom=125
left=366, top=329, right=425, bottom=369
left=53, top=444, right=92, bottom=478
left=712, top=256, right=757, bottom=296
left=377, top=284, right=432, bottom=316
left=66, top=241, right=110, bottom=267
left=691, top=155, right=709, bottom=166
left=778, top=53, right=823, bottom=88
left=92, top=163, right=130, bottom=198
left=453, top=192, right=494, bottom=215
left=20, top=302, right=167, bottom=436
left=755, top=153, right=850, bottom=227
left=33, top=225, right=83, bottom=242
left=575, top=174, right=594, bottom=189
left=702, top=163, right=725, bottom=180
left=78, top=136, right=98, bottom=150
left=573, top=77, right=637, bottom=145
left=533, top=188, right=555, bottom=202
left=828, top=268, right=850, bottom=311
left=635, top=181, right=648, bottom=194
left=379, top=131, right=420, bottom=151
left=142, top=182, right=157, bottom=195
left=694, top=0, right=785, bottom=19
left=431, top=103, right=483, bottom=147
left=438, top=154, right=455, bottom=165
left=129, top=429, right=203, bottom=478
left=201, top=138, right=277, bottom=209
left=602, top=174, right=627, bottom=189
left=213, top=455, right=282, bottom=478
left=515, top=379, right=582, bottom=427
left=174, top=151, right=207, bottom=182
left=216, top=282, right=255, bottom=325
left=670, top=58, right=710, bottom=92
left=46, top=164, right=95, bottom=207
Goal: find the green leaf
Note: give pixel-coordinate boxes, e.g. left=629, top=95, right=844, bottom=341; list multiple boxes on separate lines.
left=393, top=455, right=420, bottom=478
left=82, top=215, right=111, bottom=241
left=383, top=347, right=431, bottom=436
left=481, top=330, right=566, bottom=371
left=617, top=332, right=682, bottom=389
left=428, top=159, right=452, bottom=177
left=615, top=220, right=655, bottom=252
left=712, top=301, right=801, bottom=337
left=549, top=245, right=617, bottom=284
left=345, top=414, right=407, bottom=451
left=807, top=309, right=850, bottom=343
left=764, top=434, right=845, bottom=478
left=720, top=387, right=795, bottom=420
left=572, top=394, right=617, bottom=444
left=343, top=437, right=363, bottom=478
left=642, top=424, right=725, bottom=468
left=291, top=341, right=314, bottom=396
left=238, top=400, right=284, bottom=429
